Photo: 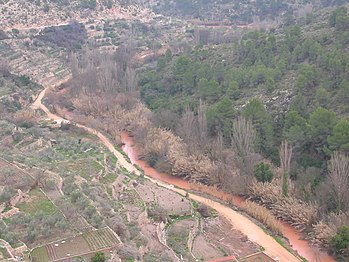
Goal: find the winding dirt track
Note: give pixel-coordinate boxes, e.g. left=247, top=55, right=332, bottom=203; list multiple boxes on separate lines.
left=32, top=85, right=301, bottom=262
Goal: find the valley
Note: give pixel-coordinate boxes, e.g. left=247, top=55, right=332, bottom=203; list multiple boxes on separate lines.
left=1, top=0, right=349, bottom=262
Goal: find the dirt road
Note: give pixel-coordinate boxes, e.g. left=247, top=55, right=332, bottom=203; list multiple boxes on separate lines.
left=32, top=85, right=301, bottom=262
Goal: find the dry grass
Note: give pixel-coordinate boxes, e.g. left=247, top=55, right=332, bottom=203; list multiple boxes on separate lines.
left=241, top=200, right=282, bottom=235
left=249, top=180, right=318, bottom=232
left=311, top=212, right=349, bottom=247
left=190, top=183, right=229, bottom=201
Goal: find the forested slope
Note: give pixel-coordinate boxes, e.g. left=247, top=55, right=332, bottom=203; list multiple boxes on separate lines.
left=140, top=5, right=349, bottom=164
left=149, top=0, right=347, bottom=23
left=137, top=6, right=349, bottom=260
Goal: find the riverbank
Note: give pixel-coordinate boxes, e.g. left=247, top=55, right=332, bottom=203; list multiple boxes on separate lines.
left=32, top=83, right=305, bottom=261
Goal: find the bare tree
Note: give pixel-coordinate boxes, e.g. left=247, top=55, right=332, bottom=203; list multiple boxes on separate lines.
left=82, top=61, right=98, bottom=94
left=69, top=52, right=79, bottom=78
left=197, top=99, right=207, bottom=142
left=231, top=116, right=255, bottom=162
left=98, top=58, right=116, bottom=92
left=208, top=132, right=224, bottom=161
left=279, top=140, right=293, bottom=197
left=125, top=65, right=136, bottom=92
left=0, top=58, right=10, bottom=76
left=179, top=105, right=195, bottom=144
left=194, top=28, right=210, bottom=45
left=327, top=151, right=349, bottom=213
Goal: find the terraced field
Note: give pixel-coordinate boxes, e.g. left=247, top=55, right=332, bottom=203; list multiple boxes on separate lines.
left=0, top=38, right=70, bottom=86
left=83, top=227, right=119, bottom=251
left=30, top=228, right=119, bottom=262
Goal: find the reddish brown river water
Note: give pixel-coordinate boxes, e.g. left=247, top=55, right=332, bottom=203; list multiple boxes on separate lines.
left=121, top=132, right=335, bottom=262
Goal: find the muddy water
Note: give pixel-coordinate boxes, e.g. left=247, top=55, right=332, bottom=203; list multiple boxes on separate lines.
left=120, top=132, right=335, bottom=262
left=121, top=132, right=191, bottom=190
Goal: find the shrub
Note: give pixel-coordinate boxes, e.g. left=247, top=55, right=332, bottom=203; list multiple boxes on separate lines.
left=91, top=251, right=105, bottom=262
left=0, top=187, right=16, bottom=205
left=11, top=28, right=19, bottom=34
left=197, top=203, right=210, bottom=218
left=147, top=204, right=167, bottom=222
left=107, top=217, right=129, bottom=240
left=330, top=226, right=349, bottom=259
left=145, top=151, right=158, bottom=167
left=44, top=179, right=56, bottom=191
left=254, top=162, right=273, bottom=183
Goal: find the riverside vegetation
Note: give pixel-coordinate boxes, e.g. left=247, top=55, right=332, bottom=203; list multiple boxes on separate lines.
left=59, top=4, right=349, bottom=261
left=1, top=0, right=349, bottom=261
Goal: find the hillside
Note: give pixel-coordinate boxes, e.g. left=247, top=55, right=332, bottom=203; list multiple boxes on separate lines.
left=139, top=5, right=349, bottom=162
left=1, top=0, right=349, bottom=261
left=148, top=0, right=346, bottom=23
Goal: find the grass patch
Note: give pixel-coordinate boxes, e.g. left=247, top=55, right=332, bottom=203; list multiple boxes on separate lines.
left=17, top=189, right=58, bottom=216
left=30, top=246, right=49, bottom=262
left=1, top=206, right=12, bottom=213
left=169, top=214, right=193, bottom=223
left=100, top=173, right=117, bottom=184
left=114, top=146, right=131, bottom=163
left=2, top=217, right=10, bottom=225
left=0, top=247, right=10, bottom=259
left=167, top=224, right=190, bottom=256
left=106, top=186, right=112, bottom=197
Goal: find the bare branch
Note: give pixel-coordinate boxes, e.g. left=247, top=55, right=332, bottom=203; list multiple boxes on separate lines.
left=231, top=116, right=255, bottom=160
left=327, top=151, right=349, bottom=213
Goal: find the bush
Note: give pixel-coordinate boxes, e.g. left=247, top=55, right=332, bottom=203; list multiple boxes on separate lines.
left=0, top=187, right=16, bottom=205
left=145, top=151, right=158, bottom=167
left=44, top=179, right=56, bottom=191
left=91, top=251, right=105, bottom=262
left=330, top=226, right=349, bottom=259
left=147, top=205, right=167, bottom=222
left=107, top=217, right=129, bottom=240
left=254, top=162, right=273, bottom=183
left=197, top=204, right=210, bottom=218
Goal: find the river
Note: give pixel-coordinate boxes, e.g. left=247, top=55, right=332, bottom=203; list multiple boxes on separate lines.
left=120, top=132, right=335, bottom=262
left=32, top=84, right=335, bottom=262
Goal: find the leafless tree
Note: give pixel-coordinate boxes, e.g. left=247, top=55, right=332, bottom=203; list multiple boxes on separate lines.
left=0, top=58, right=10, bottom=76
left=279, top=140, right=293, bottom=197
left=231, top=116, right=255, bottom=161
left=197, top=99, right=207, bottom=142
left=98, top=58, right=116, bottom=92
left=69, top=52, right=79, bottom=78
left=327, top=151, right=349, bottom=213
left=194, top=28, right=210, bottom=45
left=208, top=132, right=224, bottom=161
left=179, top=105, right=195, bottom=144
left=125, top=65, right=136, bottom=92
left=82, top=61, right=98, bottom=94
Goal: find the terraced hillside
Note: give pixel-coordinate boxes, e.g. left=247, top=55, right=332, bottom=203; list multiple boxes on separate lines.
left=30, top=227, right=119, bottom=262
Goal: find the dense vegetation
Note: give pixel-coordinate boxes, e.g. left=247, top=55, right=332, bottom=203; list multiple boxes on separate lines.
left=151, top=0, right=347, bottom=23
left=136, top=7, right=349, bottom=260
left=140, top=6, right=349, bottom=166
left=35, top=22, right=87, bottom=50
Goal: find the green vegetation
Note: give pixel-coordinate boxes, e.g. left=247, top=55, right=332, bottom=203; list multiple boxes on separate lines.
left=167, top=221, right=191, bottom=257
left=30, top=247, right=49, bottom=262
left=330, top=226, right=349, bottom=260
left=254, top=162, right=273, bottom=183
left=17, top=189, right=58, bottom=216
left=139, top=5, right=349, bottom=176
left=91, top=251, right=106, bottom=262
